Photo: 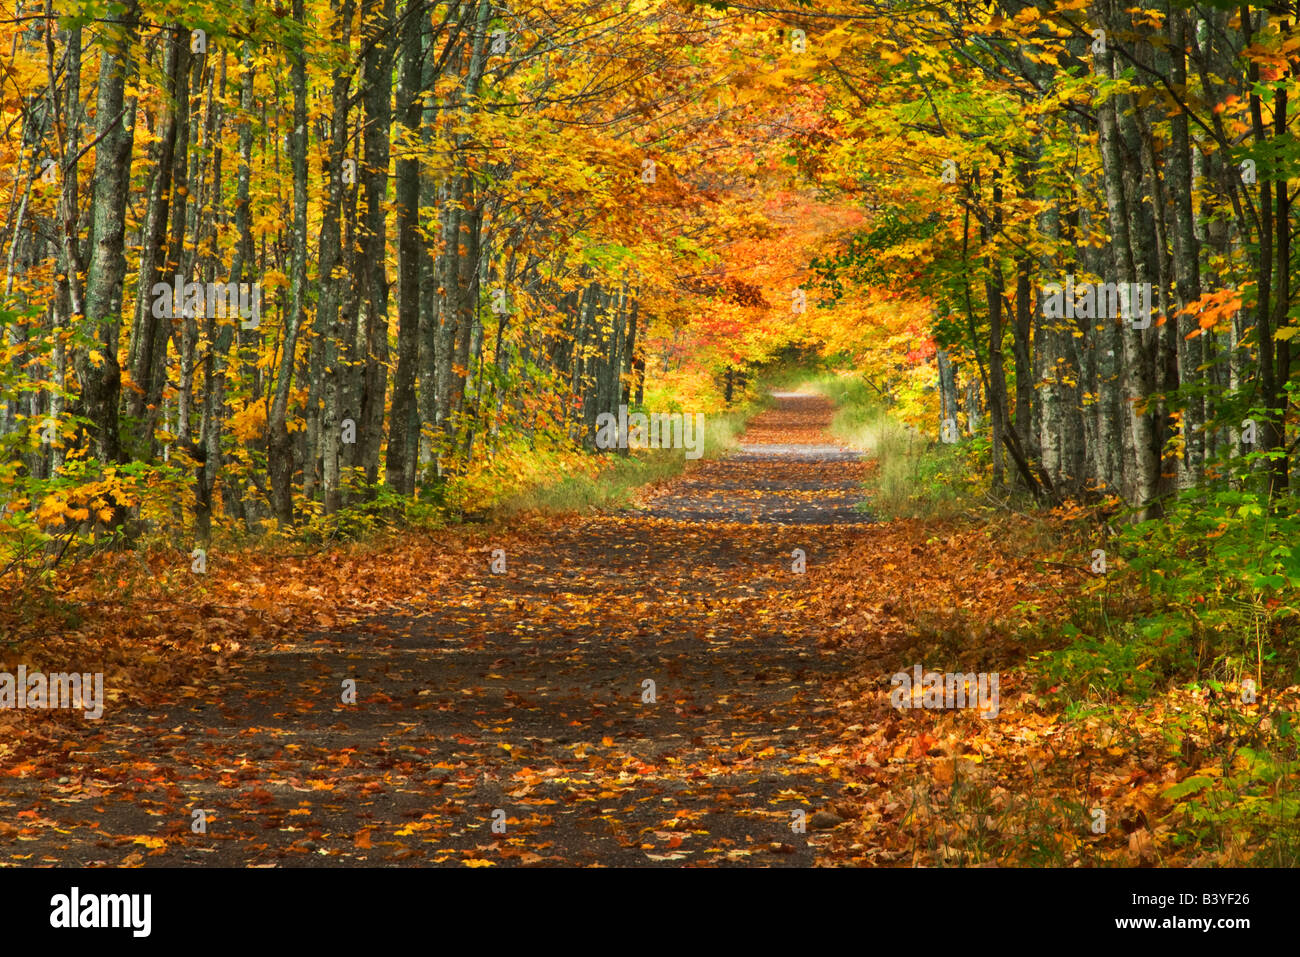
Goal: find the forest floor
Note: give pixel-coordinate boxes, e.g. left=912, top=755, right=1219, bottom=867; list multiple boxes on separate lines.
left=0, top=392, right=1261, bottom=866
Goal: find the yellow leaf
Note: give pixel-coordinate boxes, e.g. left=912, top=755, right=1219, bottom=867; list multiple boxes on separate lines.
left=37, top=496, right=63, bottom=522
left=395, top=821, right=434, bottom=836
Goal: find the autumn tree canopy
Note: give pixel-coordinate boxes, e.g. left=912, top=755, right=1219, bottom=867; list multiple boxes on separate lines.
left=2, top=0, right=1299, bottom=538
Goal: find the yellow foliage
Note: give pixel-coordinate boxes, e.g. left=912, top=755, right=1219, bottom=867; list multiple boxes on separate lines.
left=229, top=403, right=269, bottom=443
